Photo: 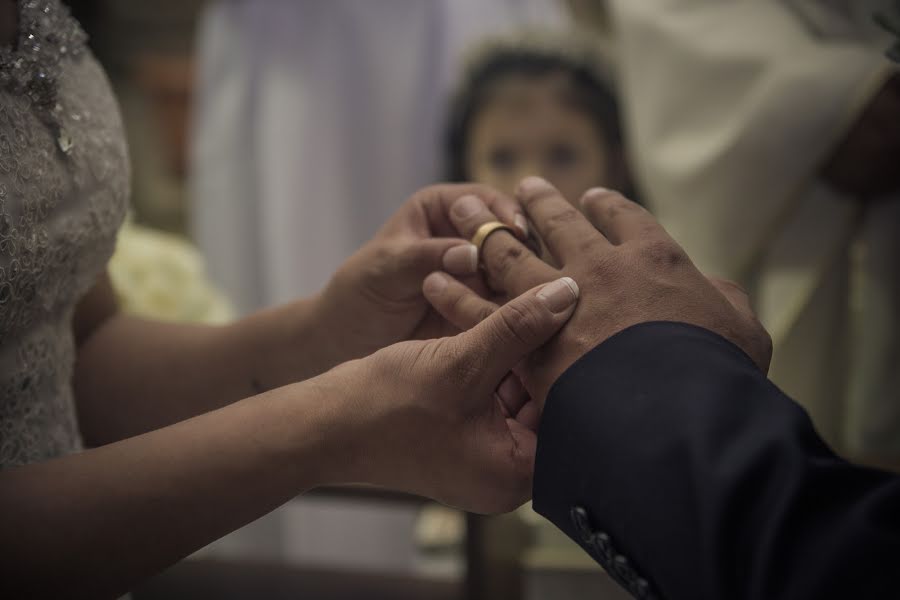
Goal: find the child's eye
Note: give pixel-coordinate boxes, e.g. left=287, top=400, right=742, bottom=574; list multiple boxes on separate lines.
left=488, top=146, right=518, bottom=172
left=547, top=144, right=579, bottom=169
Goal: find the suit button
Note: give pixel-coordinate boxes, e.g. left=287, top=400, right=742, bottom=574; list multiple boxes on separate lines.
left=570, top=506, right=593, bottom=543
left=634, top=577, right=651, bottom=599
left=613, top=555, right=636, bottom=584
left=592, top=531, right=613, bottom=560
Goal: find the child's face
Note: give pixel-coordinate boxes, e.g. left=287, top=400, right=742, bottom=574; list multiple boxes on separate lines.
left=465, top=73, right=619, bottom=205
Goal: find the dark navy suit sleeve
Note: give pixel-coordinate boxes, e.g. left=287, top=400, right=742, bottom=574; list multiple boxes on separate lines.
left=533, top=322, right=900, bottom=600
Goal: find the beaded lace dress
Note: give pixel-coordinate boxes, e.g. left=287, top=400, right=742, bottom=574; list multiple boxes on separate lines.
left=0, top=0, right=128, bottom=468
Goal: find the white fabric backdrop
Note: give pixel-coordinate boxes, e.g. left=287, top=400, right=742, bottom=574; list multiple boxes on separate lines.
left=189, top=0, right=569, bottom=571
left=608, top=0, right=899, bottom=457
left=191, top=0, right=568, bottom=313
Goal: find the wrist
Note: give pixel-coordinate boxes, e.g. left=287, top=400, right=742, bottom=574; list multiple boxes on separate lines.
left=263, top=377, right=358, bottom=491
left=234, top=293, right=345, bottom=390
left=306, top=289, right=352, bottom=368
left=293, top=360, right=376, bottom=487
left=309, top=282, right=381, bottom=366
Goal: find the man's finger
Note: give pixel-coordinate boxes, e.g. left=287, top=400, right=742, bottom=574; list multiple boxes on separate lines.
left=423, top=272, right=499, bottom=331
left=456, top=277, right=580, bottom=383
left=580, top=188, right=665, bottom=245
left=516, top=176, right=609, bottom=264
left=448, top=194, right=560, bottom=296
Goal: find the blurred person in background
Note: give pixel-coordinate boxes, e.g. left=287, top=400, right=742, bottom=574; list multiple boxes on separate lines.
left=444, top=32, right=633, bottom=208
left=607, top=0, right=900, bottom=463
left=190, top=0, right=569, bottom=314
left=428, top=32, right=637, bottom=584
left=0, top=1, right=582, bottom=596
left=189, top=0, right=570, bottom=572
left=67, top=1, right=233, bottom=328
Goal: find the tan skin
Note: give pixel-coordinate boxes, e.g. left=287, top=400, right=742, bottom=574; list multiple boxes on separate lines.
left=424, top=177, right=773, bottom=411
left=466, top=73, right=626, bottom=206
left=0, top=1, right=879, bottom=591
left=1, top=180, right=553, bottom=598
left=72, top=184, right=526, bottom=445
left=9, top=8, right=557, bottom=595
left=3, top=272, right=580, bottom=598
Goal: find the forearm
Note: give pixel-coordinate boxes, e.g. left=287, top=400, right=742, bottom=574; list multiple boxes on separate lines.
left=0, top=377, right=354, bottom=599
left=74, top=295, right=346, bottom=445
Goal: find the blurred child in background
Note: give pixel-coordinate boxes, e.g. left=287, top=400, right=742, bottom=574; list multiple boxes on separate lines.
left=419, top=32, right=637, bottom=581
left=444, top=33, right=634, bottom=206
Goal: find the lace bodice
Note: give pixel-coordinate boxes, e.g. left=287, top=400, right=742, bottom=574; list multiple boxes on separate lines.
left=0, top=1, right=128, bottom=468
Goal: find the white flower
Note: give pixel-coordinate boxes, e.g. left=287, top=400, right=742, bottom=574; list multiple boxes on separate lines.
left=109, top=220, right=235, bottom=324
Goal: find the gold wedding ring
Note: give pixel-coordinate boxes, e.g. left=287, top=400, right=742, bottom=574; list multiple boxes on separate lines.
left=471, top=221, right=515, bottom=253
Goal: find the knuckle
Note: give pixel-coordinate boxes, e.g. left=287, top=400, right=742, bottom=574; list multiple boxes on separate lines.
left=443, top=339, right=483, bottom=387
left=477, top=186, right=509, bottom=210
left=519, top=184, right=558, bottom=209
left=546, top=206, right=583, bottom=228
left=577, top=236, right=606, bottom=257
left=638, top=238, right=687, bottom=268
left=600, top=194, right=641, bottom=220
left=712, top=277, right=750, bottom=297
left=473, top=302, right=497, bottom=324
left=450, top=293, right=496, bottom=327
left=373, top=241, right=408, bottom=270
left=543, top=206, right=583, bottom=240
left=369, top=242, right=395, bottom=265
left=487, top=242, right=528, bottom=279
left=586, top=248, right=624, bottom=279
left=413, top=184, right=440, bottom=203
left=443, top=286, right=468, bottom=313
left=496, top=301, right=543, bottom=347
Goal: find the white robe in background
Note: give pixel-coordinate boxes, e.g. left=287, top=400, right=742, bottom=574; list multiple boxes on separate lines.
left=190, top=0, right=568, bottom=314
left=609, top=0, right=900, bottom=458
left=188, top=0, right=568, bottom=571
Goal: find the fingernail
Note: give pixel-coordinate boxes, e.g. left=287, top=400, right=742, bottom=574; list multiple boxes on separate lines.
left=537, top=277, right=579, bottom=313
left=423, top=272, right=448, bottom=296
left=518, top=175, right=552, bottom=196
left=442, top=244, right=478, bottom=275
left=581, top=187, right=611, bottom=206
left=452, top=194, right=486, bottom=220
left=514, top=214, right=530, bottom=237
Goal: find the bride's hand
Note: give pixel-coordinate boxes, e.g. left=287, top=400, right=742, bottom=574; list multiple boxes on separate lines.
left=312, top=184, right=527, bottom=363
left=316, top=277, right=579, bottom=513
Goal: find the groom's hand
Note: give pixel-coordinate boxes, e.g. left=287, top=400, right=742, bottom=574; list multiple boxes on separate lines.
left=315, top=184, right=528, bottom=363
left=425, top=177, right=772, bottom=406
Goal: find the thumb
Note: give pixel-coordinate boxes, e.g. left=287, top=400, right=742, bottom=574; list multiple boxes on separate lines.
left=456, top=277, right=579, bottom=383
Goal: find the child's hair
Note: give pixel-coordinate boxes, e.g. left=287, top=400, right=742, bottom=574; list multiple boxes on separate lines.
left=444, top=31, right=623, bottom=183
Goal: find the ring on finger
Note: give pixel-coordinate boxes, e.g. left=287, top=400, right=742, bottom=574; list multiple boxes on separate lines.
left=471, top=221, right=515, bottom=254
